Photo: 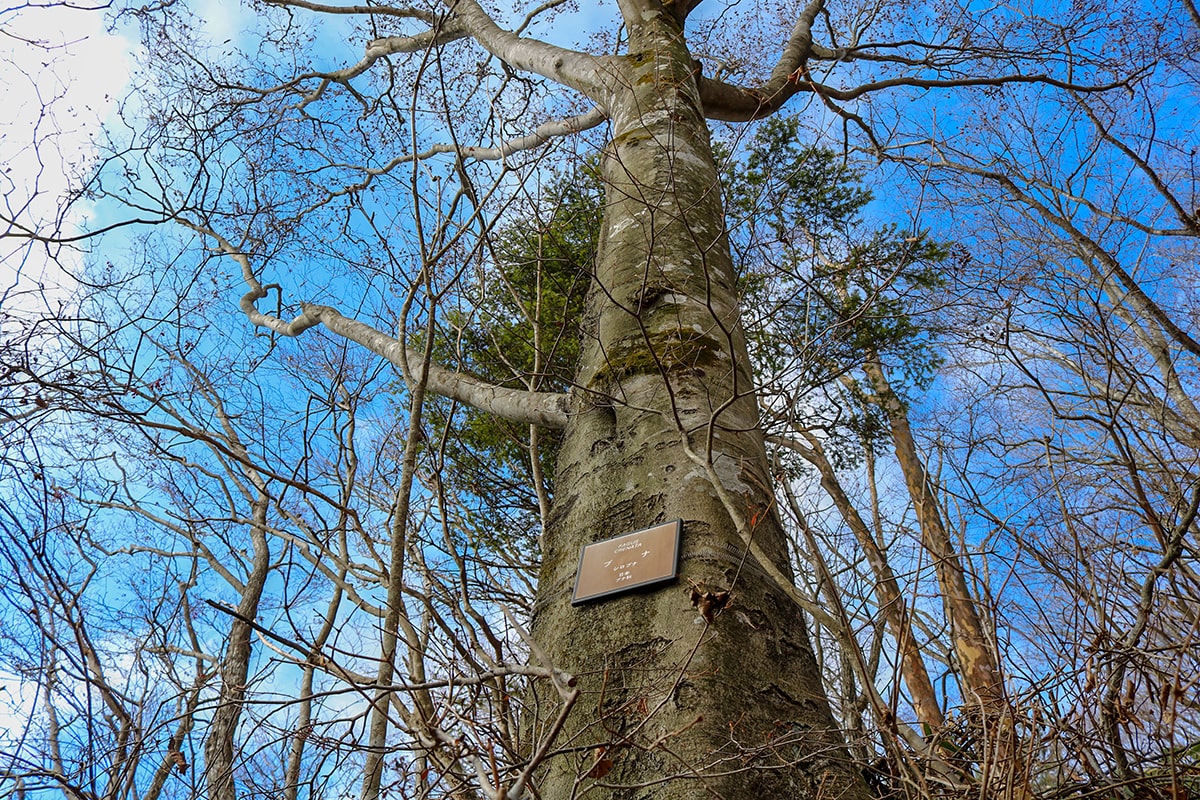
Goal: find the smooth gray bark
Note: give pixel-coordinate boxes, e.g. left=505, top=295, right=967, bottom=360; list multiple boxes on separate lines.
left=527, top=7, right=868, bottom=798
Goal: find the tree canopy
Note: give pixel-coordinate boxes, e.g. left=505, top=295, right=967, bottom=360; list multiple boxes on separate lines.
left=1, top=1, right=1198, bottom=799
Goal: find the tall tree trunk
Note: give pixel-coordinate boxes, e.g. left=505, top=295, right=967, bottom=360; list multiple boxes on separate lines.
left=778, top=431, right=945, bottom=731
left=529, top=10, right=867, bottom=799
left=862, top=357, right=1029, bottom=796
left=204, top=496, right=271, bottom=800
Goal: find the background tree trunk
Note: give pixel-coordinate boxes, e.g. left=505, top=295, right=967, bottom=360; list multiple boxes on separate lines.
left=204, top=496, right=271, bottom=800
left=863, top=357, right=1030, bottom=797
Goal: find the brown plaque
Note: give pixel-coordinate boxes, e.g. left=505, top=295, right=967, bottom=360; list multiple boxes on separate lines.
left=572, top=520, right=682, bottom=604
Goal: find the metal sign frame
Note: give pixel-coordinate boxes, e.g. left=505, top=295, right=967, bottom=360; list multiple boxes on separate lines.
left=571, top=519, right=682, bottom=605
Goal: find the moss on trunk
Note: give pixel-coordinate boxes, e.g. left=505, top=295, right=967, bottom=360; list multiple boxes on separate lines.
left=528, top=8, right=870, bottom=799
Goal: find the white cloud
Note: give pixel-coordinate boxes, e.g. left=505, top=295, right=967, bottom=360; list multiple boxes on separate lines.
left=0, top=667, right=38, bottom=745
left=191, top=0, right=260, bottom=53
left=1, top=4, right=137, bottom=312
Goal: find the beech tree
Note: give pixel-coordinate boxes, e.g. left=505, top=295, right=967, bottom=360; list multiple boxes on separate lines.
left=1, top=0, right=1163, bottom=799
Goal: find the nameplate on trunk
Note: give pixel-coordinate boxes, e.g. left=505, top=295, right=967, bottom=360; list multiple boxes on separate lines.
left=572, top=520, right=681, bottom=604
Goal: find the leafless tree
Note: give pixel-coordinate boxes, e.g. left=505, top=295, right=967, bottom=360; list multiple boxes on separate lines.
left=5, top=1, right=1188, bottom=799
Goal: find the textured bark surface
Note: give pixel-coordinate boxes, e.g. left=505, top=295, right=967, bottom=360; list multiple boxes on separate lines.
left=529, top=9, right=868, bottom=799
left=204, top=498, right=271, bottom=800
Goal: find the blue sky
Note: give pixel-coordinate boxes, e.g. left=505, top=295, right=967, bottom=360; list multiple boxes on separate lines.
left=2, top=0, right=1197, bottom=788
